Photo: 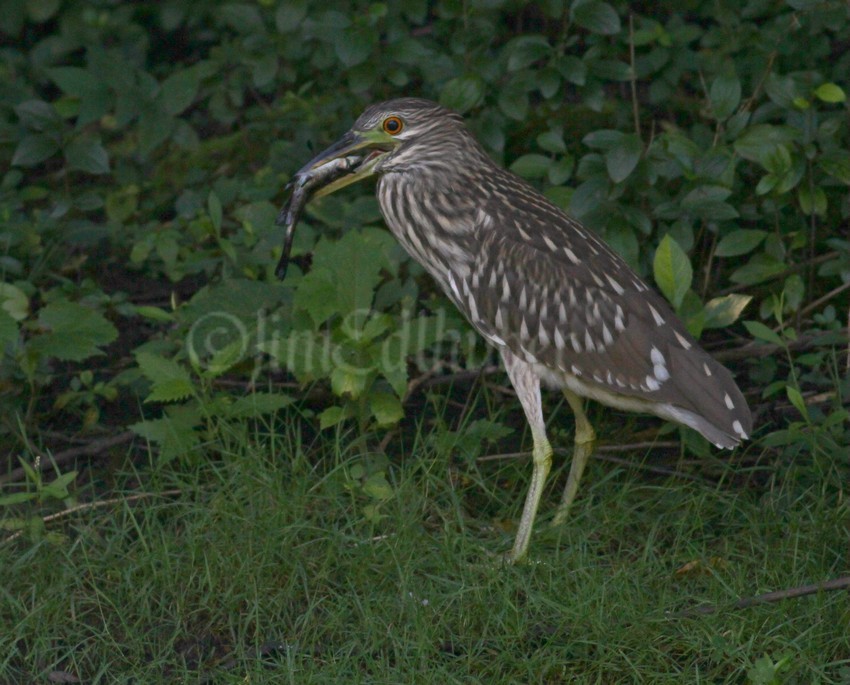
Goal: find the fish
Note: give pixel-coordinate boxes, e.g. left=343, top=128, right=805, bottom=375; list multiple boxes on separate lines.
left=274, top=154, right=364, bottom=279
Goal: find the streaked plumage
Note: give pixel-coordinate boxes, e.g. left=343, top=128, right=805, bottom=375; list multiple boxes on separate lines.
left=283, top=97, right=753, bottom=562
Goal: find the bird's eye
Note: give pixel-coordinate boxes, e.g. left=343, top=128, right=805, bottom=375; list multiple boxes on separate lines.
left=382, top=116, right=403, bottom=135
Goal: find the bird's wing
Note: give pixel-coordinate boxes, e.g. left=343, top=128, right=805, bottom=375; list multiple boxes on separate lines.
left=450, top=224, right=751, bottom=448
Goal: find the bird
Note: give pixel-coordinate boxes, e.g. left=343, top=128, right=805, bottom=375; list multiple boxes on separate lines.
left=280, top=97, right=752, bottom=563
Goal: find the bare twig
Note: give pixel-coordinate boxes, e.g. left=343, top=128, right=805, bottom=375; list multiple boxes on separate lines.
left=2, top=431, right=136, bottom=484
left=2, top=489, right=183, bottom=544
left=672, top=576, right=850, bottom=617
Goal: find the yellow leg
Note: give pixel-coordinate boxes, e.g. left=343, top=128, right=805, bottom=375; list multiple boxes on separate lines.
left=501, top=350, right=552, bottom=563
left=551, top=389, right=596, bottom=528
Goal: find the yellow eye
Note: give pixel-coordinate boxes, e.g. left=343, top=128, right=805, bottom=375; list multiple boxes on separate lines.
left=382, top=116, right=403, bottom=135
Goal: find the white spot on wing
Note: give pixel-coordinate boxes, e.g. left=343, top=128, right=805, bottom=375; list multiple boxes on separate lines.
left=650, top=346, right=664, bottom=366
left=584, top=330, right=596, bottom=353
left=564, top=247, right=579, bottom=264
left=601, top=323, right=613, bottom=346
left=724, top=393, right=734, bottom=410
left=648, top=303, right=665, bottom=326
left=554, top=328, right=566, bottom=350
left=543, top=235, right=557, bottom=251
left=645, top=376, right=660, bottom=391
left=732, top=420, right=747, bottom=439
left=605, top=274, right=625, bottom=295
left=703, top=362, right=712, bottom=376
left=674, top=331, right=692, bottom=349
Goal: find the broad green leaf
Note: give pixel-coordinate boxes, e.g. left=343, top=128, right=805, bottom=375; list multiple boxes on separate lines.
left=743, top=320, right=785, bottom=346
left=798, top=185, right=827, bottom=216
left=439, top=75, right=484, bottom=114
left=293, top=267, right=338, bottom=326
left=709, top=72, right=741, bottom=120
left=510, top=153, right=552, bottom=179
left=733, top=124, right=798, bottom=163
left=312, top=229, right=394, bottom=328
left=537, top=129, right=567, bottom=153
left=703, top=294, right=752, bottom=329
left=363, top=472, right=394, bottom=500
left=572, top=0, right=621, bottom=35
left=653, top=235, right=692, bottom=309
left=504, top=35, right=551, bottom=72
left=604, top=133, right=642, bottom=183
left=226, top=392, right=293, bottom=418
left=715, top=229, right=767, bottom=257
left=29, top=301, right=118, bottom=362
left=65, top=137, right=110, bottom=174
left=130, top=406, right=203, bottom=463
left=160, top=68, right=199, bottom=116
left=817, top=151, right=850, bottom=184
left=813, top=83, right=846, bottom=103
left=319, top=405, right=347, bottom=430
left=370, top=392, right=404, bottom=426
left=12, top=134, right=59, bottom=167
left=0, top=283, right=29, bottom=320
left=136, top=352, right=195, bottom=403
left=335, top=27, right=375, bottom=67
left=730, top=254, right=786, bottom=286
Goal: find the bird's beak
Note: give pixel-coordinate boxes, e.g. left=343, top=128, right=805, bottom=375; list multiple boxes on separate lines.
left=296, top=129, right=396, bottom=198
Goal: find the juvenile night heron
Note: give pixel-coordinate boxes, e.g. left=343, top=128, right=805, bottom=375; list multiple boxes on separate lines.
left=280, top=98, right=752, bottom=562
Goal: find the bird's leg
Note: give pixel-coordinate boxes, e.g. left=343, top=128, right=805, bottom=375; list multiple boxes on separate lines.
left=551, top=389, right=596, bottom=527
left=501, top=350, right=552, bottom=564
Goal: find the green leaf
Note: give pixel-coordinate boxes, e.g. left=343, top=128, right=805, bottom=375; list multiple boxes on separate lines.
left=0, top=283, right=29, bottom=321
left=208, top=191, right=223, bottom=231
left=510, top=154, right=552, bottom=179
left=0, top=309, right=18, bottom=348
left=160, top=68, right=200, bottom=116
left=439, top=75, right=484, bottom=114
left=817, top=151, right=850, bottom=184
left=715, top=229, right=767, bottom=257
left=743, top=320, right=785, bottom=346
left=813, top=83, right=846, bottom=103
left=41, top=471, right=78, bottom=500
left=537, top=129, right=567, bottom=154
left=702, top=294, right=752, bottom=329
left=130, top=406, right=203, bottom=463
left=362, top=472, right=394, bottom=500
left=653, top=235, right=692, bottom=309
left=65, top=137, right=110, bottom=175
left=370, top=392, right=404, bottom=426
left=136, top=352, right=195, bottom=403
left=604, top=133, right=642, bottom=183
left=572, top=0, right=621, bottom=35
left=312, top=229, right=394, bottom=328
left=733, top=124, right=797, bottom=163
left=294, top=267, right=338, bottom=326
left=504, top=35, right=551, bottom=72
left=709, top=72, right=741, bottom=120
left=319, top=405, right=347, bottom=430
left=786, top=386, right=810, bottom=421
left=11, top=134, right=59, bottom=167
left=226, top=393, right=293, bottom=418
left=335, top=27, right=375, bottom=67
left=29, top=302, right=118, bottom=362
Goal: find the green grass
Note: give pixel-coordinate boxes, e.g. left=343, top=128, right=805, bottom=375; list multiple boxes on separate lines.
left=2, top=395, right=849, bottom=683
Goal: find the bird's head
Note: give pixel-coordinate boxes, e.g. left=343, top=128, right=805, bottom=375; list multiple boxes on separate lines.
left=292, top=98, right=468, bottom=199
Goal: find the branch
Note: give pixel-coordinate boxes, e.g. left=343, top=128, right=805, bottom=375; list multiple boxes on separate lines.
left=672, top=576, right=850, bottom=617
left=2, top=431, right=136, bottom=484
